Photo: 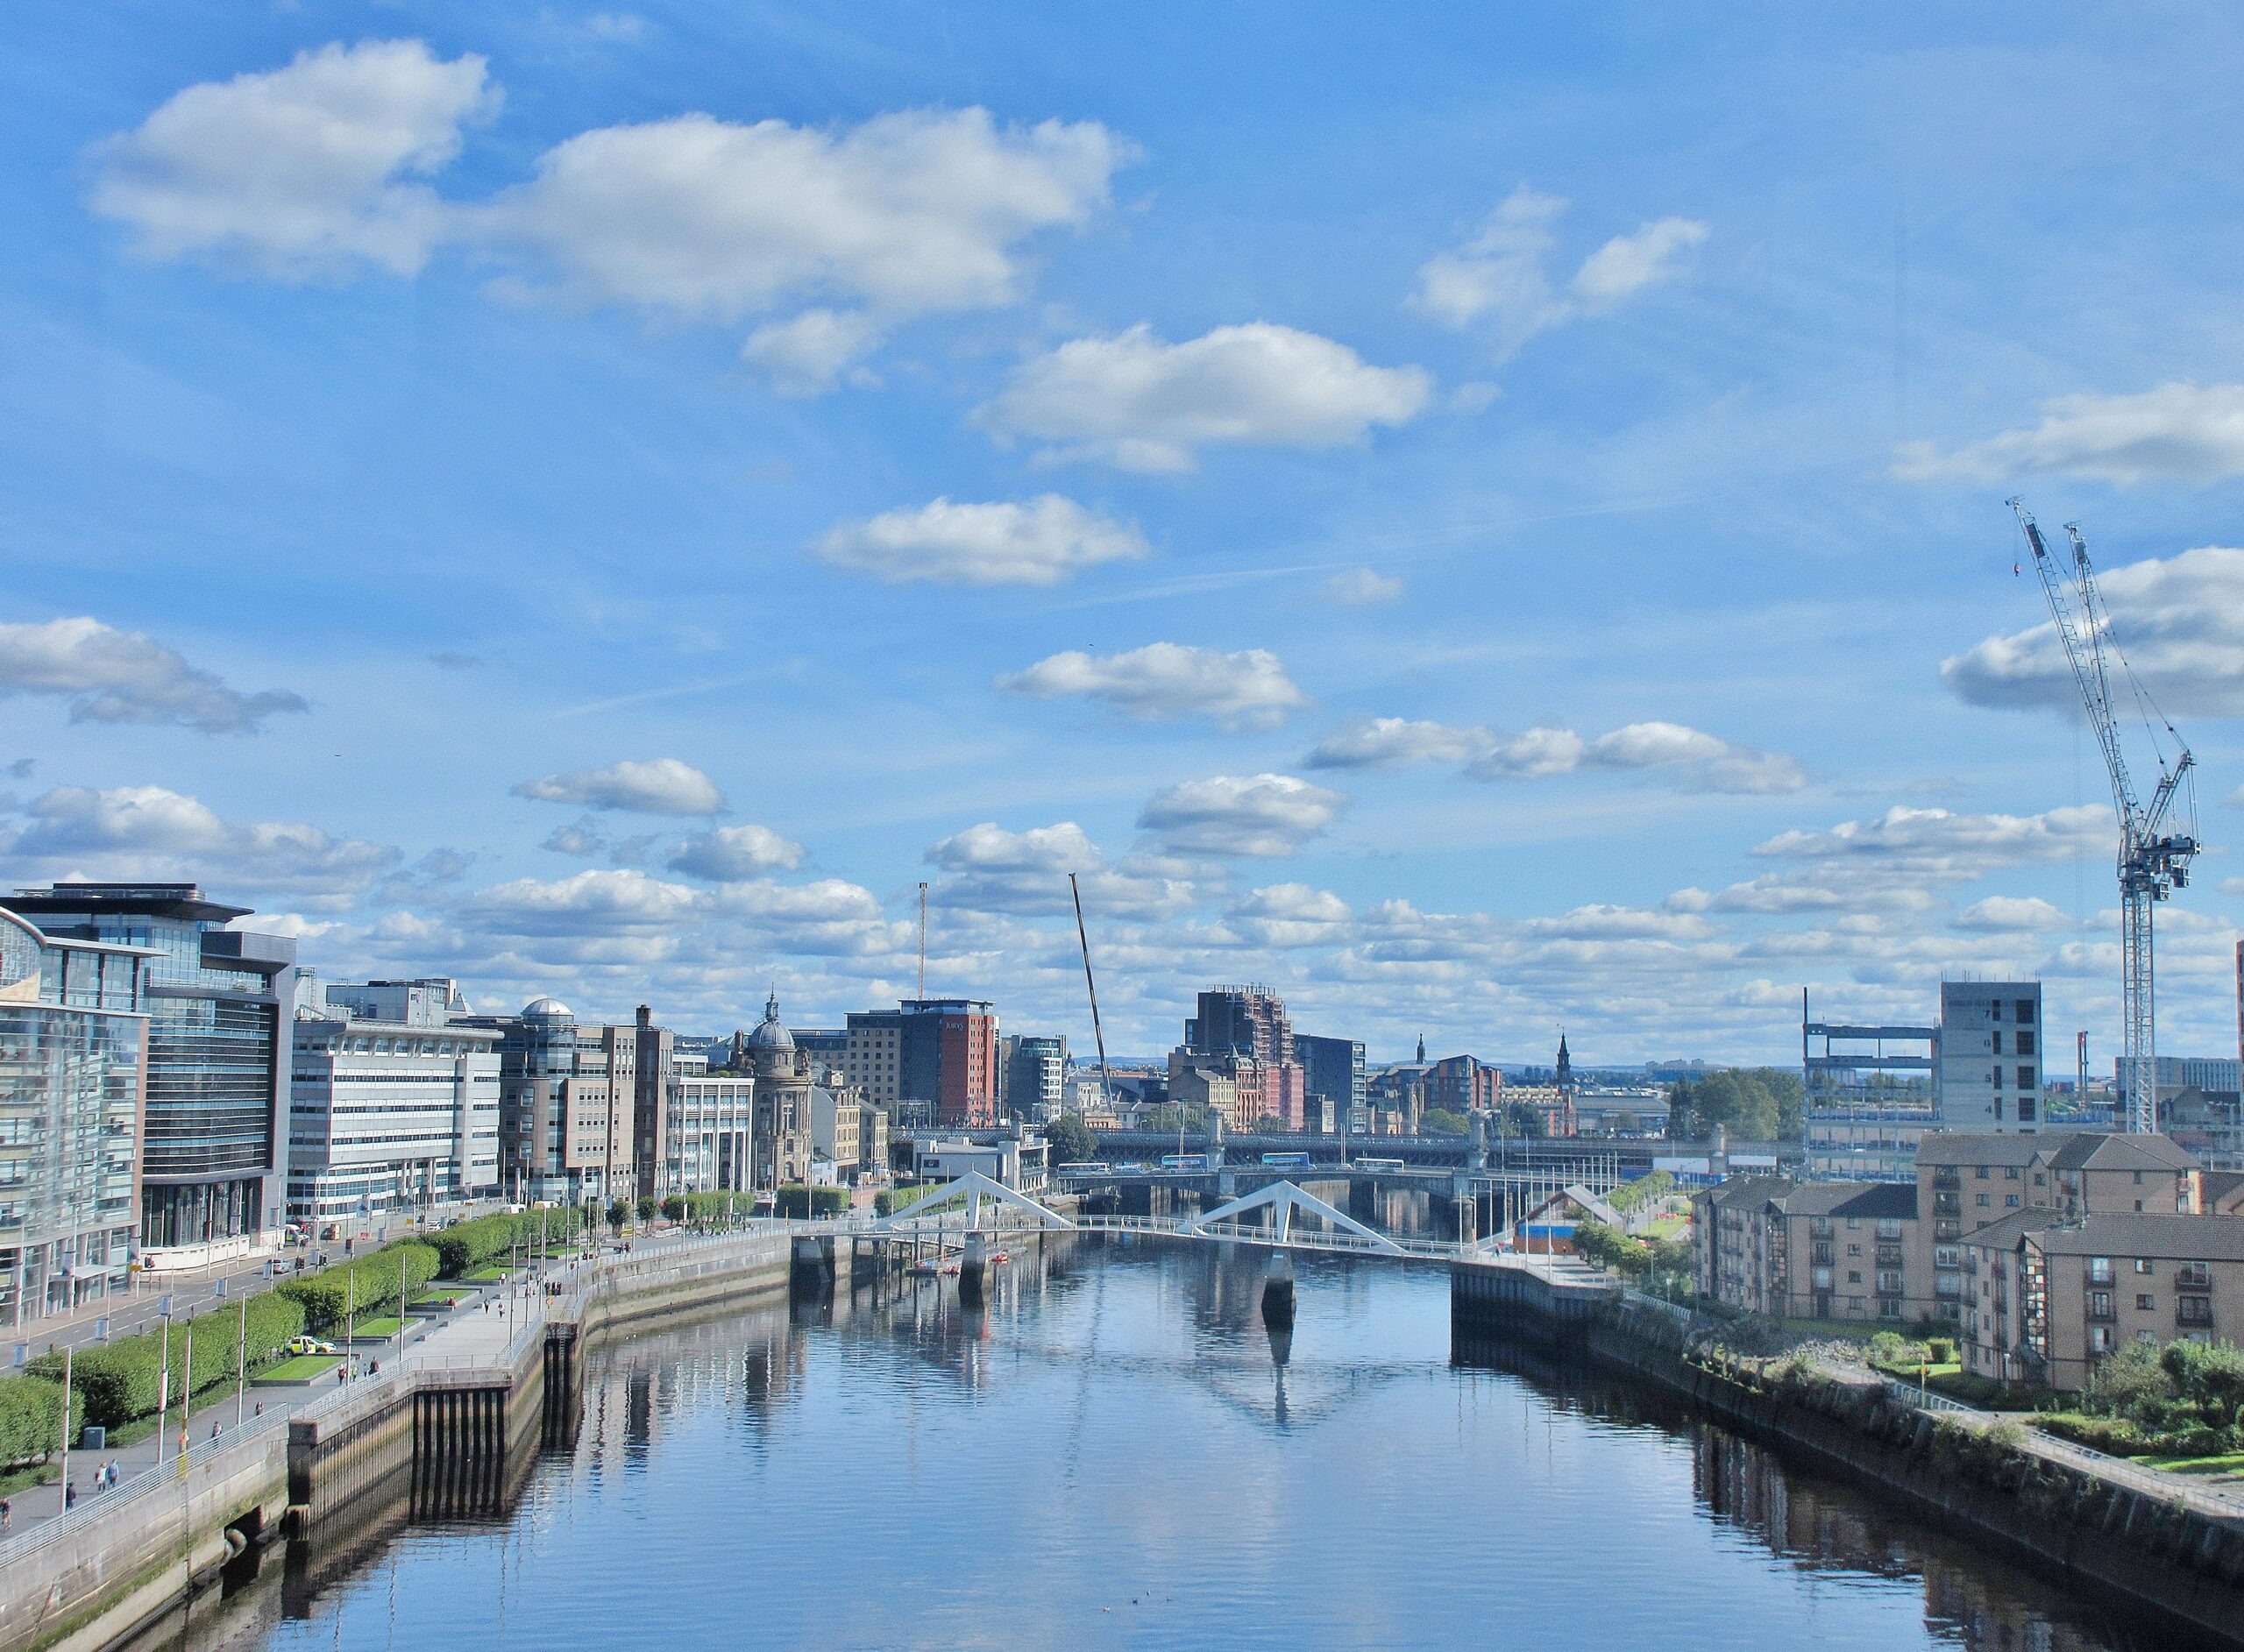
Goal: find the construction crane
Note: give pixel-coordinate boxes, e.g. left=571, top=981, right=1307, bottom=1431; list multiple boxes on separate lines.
left=2010, top=500, right=2198, bottom=1133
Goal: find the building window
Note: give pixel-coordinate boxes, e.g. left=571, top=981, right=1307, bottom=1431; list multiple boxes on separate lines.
left=1977, top=1193, right=1991, bottom=1208
left=2138, top=1294, right=2156, bottom=1310
left=2089, top=1291, right=2114, bottom=1321
left=1993, top=1032, right=2006, bottom=1056
left=2134, top=1258, right=2154, bottom=1275
left=2018, top=1032, right=2036, bottom=1056
left=2006, top=1195, right=2020, bottom=1208
left=2179, top=1295, right=2214, bottom=1326
left=2018, top=1067, right=2035, bottom=1090
left=2090, top=1257, right=2114, bottom=1285
left=2017, top=999, right=2035, bottom=1024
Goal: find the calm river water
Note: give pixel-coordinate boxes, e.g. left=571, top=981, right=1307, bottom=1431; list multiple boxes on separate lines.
left=158, top=1237, right=2144, bottom=1652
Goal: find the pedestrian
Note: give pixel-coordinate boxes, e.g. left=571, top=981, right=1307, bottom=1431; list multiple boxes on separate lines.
left=64, top=1482, right=75, bottom=1510
left=253, top=1402, right=264, bottom=1418
left=2, top=1496, right=11, bottom=1531
left=210, top=1420, right=221, bottom=1441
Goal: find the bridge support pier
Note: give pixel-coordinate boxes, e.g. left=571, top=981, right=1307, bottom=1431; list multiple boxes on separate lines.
left=1260, top=1250, right=1296, bottom=1329
left=789, top=1235, right=833, bottom=1301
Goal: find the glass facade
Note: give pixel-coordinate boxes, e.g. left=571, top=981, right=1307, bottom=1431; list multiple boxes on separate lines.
left=1, top=885, right=293, bottom=1251
left=0, top=909, right=150, bottom=1325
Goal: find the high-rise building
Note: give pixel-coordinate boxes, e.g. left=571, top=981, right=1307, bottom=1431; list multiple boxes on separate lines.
left=1939, top=981, right=2044, bottom=1132
left=287, top=1008, right=501, bottom=1222
left=323, top=977, right=471, bottom=1026
left=1002, top=1034, right=1067, bottom=1120
left=3, top=883, right=295, bottom=1257
left=631, top=1005, right=677, bottom=1200
left=1176, top=986, right=1308, bottom=1130
left=457, top=998, right=636, bottom=1207
left=1298, top=1035, right=1365, bottom=1135
left=0, top=905, right=152, bottom=1325
left=843, top=1000, right=998, bottom=1127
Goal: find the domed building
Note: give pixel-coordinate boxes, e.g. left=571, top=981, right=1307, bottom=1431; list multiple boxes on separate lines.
left=735, top=994, right=813, bottom=1192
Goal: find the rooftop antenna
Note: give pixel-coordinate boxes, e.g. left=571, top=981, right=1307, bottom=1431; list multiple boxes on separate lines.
left=917, top=881, right=928, bottom=1003
left=1069, top=873, right=1115, bottom=1118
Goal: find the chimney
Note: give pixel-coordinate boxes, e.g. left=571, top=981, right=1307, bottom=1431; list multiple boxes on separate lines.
left=636, top=1003, right=652, bottom=1031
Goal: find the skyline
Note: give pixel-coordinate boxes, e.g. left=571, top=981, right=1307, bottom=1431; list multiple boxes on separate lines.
left=7, top=6, right=2244, bottom=1061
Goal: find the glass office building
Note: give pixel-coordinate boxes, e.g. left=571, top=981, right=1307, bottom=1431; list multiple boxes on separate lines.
left=0, top=904, right=153, bottom=1325
left=2, top=884, right=294, bottom=1253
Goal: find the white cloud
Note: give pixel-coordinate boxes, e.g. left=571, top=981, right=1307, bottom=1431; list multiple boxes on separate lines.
left=667, top=824, right=807, bottom=880
left=1753, top=804, right=2109, bottom=879
left=512, top=757, right=725, bottom=816
left=1324, top=568, right=1402, bottom=606
left=1225, top=883, right=1353, bottom=947
left=1579, top=722, right=1807, bottom=794
left=89, top=39, right=495, bottom=277
left=465, top=868, right=701, bottom=935
left=1571, top=216, right=1713, bottom=309
left=1942, top=545, right=2244, bottom=717
left=925, top=820, right=1191, bottom=919
left=976, top=322, right=1431, bottom=472
left=741, top=308, right=883, bottom=395
left=1411, top=187, right=1707, bottom=356
left=1307, top=715, right=1802, bottom=791
left=4, top=783, right=398, bottom=904
left=1954, top=895, right=2073, bottom=932
left=476, top=106, right=1127, bottom=322
left=1894, top=384, right=2244, bottom=485
left=1307, top=717, right=1490, bottom=769
left=710, top=876, right=900, bottom=956
left=0, top=617, right=306, bottom=734
left=1526, top=903, right=1711, bottom=941
left=816, top=495, right=1147, bottom=587
left=999, top=642, right=1305, bottom=730
left=1137, top=773, right=1346, bottom=857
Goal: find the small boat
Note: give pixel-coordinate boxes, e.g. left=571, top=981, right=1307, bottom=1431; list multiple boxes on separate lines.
left=940, top=1263, right=961, bottom=1276
left=989, top=1251, right=1012, bottom=1266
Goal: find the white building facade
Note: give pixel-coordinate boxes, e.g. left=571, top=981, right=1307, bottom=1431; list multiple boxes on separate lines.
left=287, top=1010, right=501, bottom=1222
left=664, top=1060, right=757, bottom=1195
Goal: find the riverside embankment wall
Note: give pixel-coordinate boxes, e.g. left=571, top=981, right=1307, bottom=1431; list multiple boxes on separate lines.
left=0, top=1227, right=802, bottom=1652
left=1457, top=1277, right=2244, bottom=1649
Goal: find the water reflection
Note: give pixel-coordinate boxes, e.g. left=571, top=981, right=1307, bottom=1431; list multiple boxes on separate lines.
left=145, top=1239, right=2154, bottom=1652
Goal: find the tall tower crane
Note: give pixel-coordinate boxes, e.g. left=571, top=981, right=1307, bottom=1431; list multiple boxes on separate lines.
left=2010, top=500, right=2198, bottom=1133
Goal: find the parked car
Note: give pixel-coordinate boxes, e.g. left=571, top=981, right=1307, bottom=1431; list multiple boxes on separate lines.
left=288, top=1336, right=337, bottom=1357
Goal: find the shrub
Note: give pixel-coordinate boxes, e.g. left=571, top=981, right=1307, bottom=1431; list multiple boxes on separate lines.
left=774, top=1185, right=849, bottom=1219
left=32, top=1293, right=306, bottom=1429
left=0, top=1376, right=81, bottom=1466
left=878, top=1183, right=961, bottom=1217
left=678, top=1191, right=753, bottom=1223
left=280, top=1242, right=441, bottom=1333
left=431, top=1212, right=552, bottom=1279
left=1608, top=1170, right=1678, bottom=1214
left=661, top=1195, right=687, bottom=1222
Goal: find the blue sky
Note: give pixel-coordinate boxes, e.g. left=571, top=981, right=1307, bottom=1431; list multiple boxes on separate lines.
left=5, top=2, right=2244, bottom=1066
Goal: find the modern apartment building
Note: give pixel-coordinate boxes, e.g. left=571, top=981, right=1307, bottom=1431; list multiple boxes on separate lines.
left=1961, top=1212, right=2244, bottom=1391
left=843, top=1000, right=998, bottom=1128
left=3, top=883, right=295, bottom=1258
left=1002, top=1034, right=1067, bottom=1121
left=0, top=906, right=152, bottom=1324
left=1914, top=1130, right=2200, bottom=1324
left=1298, top=1034, right=1365, bottom=1135
left=1937, top=980, right=2044, bottom=1131
left=1691, top=1177, right=1927, bottom=1324
left=286, top=1006, right=501, bottom=1222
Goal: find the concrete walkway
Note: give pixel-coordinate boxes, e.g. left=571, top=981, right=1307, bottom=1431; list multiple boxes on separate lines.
left=1, top=1258, right=566, bottom=1540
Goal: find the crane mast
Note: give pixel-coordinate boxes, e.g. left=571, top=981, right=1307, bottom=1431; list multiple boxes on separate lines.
left=2011, top=501, right=2196, bottom=1133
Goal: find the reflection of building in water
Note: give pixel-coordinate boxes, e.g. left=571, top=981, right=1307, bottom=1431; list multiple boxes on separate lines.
left=1694, top=1427, right=2118, bottom=1651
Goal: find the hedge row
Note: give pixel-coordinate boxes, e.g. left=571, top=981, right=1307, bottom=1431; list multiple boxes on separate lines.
left=430, top=1209, right=581, bottom=1278
left=29, top=1293, right=306, bottom=1430
left=876, top=1183, right=961, bottom=1217
left=0, top=1376, right=82, bottom=1468
left=774, top=1185, right=849, bottom=1218
left=279, top=1242, right=441, bottom=1333
left=664, top=1191, right=756, bottom=1223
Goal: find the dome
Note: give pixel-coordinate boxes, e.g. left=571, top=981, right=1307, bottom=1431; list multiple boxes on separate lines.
left=746, top=992, right=793, bottom=1052
left=522, top=996, right=575, bottom=1021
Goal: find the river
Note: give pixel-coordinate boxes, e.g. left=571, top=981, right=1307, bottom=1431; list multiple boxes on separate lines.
left=153, top=1237, right=2143, bottom=1651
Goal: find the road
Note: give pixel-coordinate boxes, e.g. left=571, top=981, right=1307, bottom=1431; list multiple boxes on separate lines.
left=1, top=1247, right=579, bottom=1538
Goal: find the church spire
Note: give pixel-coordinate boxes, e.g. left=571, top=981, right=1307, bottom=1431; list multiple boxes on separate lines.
left=1416, top=1032, right=1425, bottom=1064
left=1555, top=1031, right=1573, bottom=1090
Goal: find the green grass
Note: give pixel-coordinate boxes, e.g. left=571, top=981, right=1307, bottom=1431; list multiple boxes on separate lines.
left=2140, top=1450, right=2244, bottom=1478
left=1643, top=1215, right=1689, bottom=1240
left=343, top=1316, right=406, bottom=1339
left=460, top=1265, right=508, bottom=1282
left=256, top=1355, right=341, bottom=1382
left=0, top=1460, right=55, bottom=1495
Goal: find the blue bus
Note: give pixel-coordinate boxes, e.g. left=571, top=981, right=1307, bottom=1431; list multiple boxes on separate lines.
left=1260, top=1152, right=1311, bottom=1170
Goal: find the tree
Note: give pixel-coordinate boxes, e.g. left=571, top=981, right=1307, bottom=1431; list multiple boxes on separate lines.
left=1666, top=1068, right=1805, bottom=1142
left=1419, top=1109, right=1470, bottom=1136
left=1044, top=1113, right=1098, bottom=1164
left=606, top=1196, right=630, bottom=1231
left=1137, top=1103, right=1212, bottom=1134
left=1500, top=1101, right=1549, bottom=1139
left=1251, top=1114, right=1288, bottom=1134
left=636, top=1195, right=657, bottom=1223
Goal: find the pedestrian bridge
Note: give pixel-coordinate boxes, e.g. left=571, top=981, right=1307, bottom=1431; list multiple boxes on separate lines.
left=852, top=1172, right=1595, bottom=1277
